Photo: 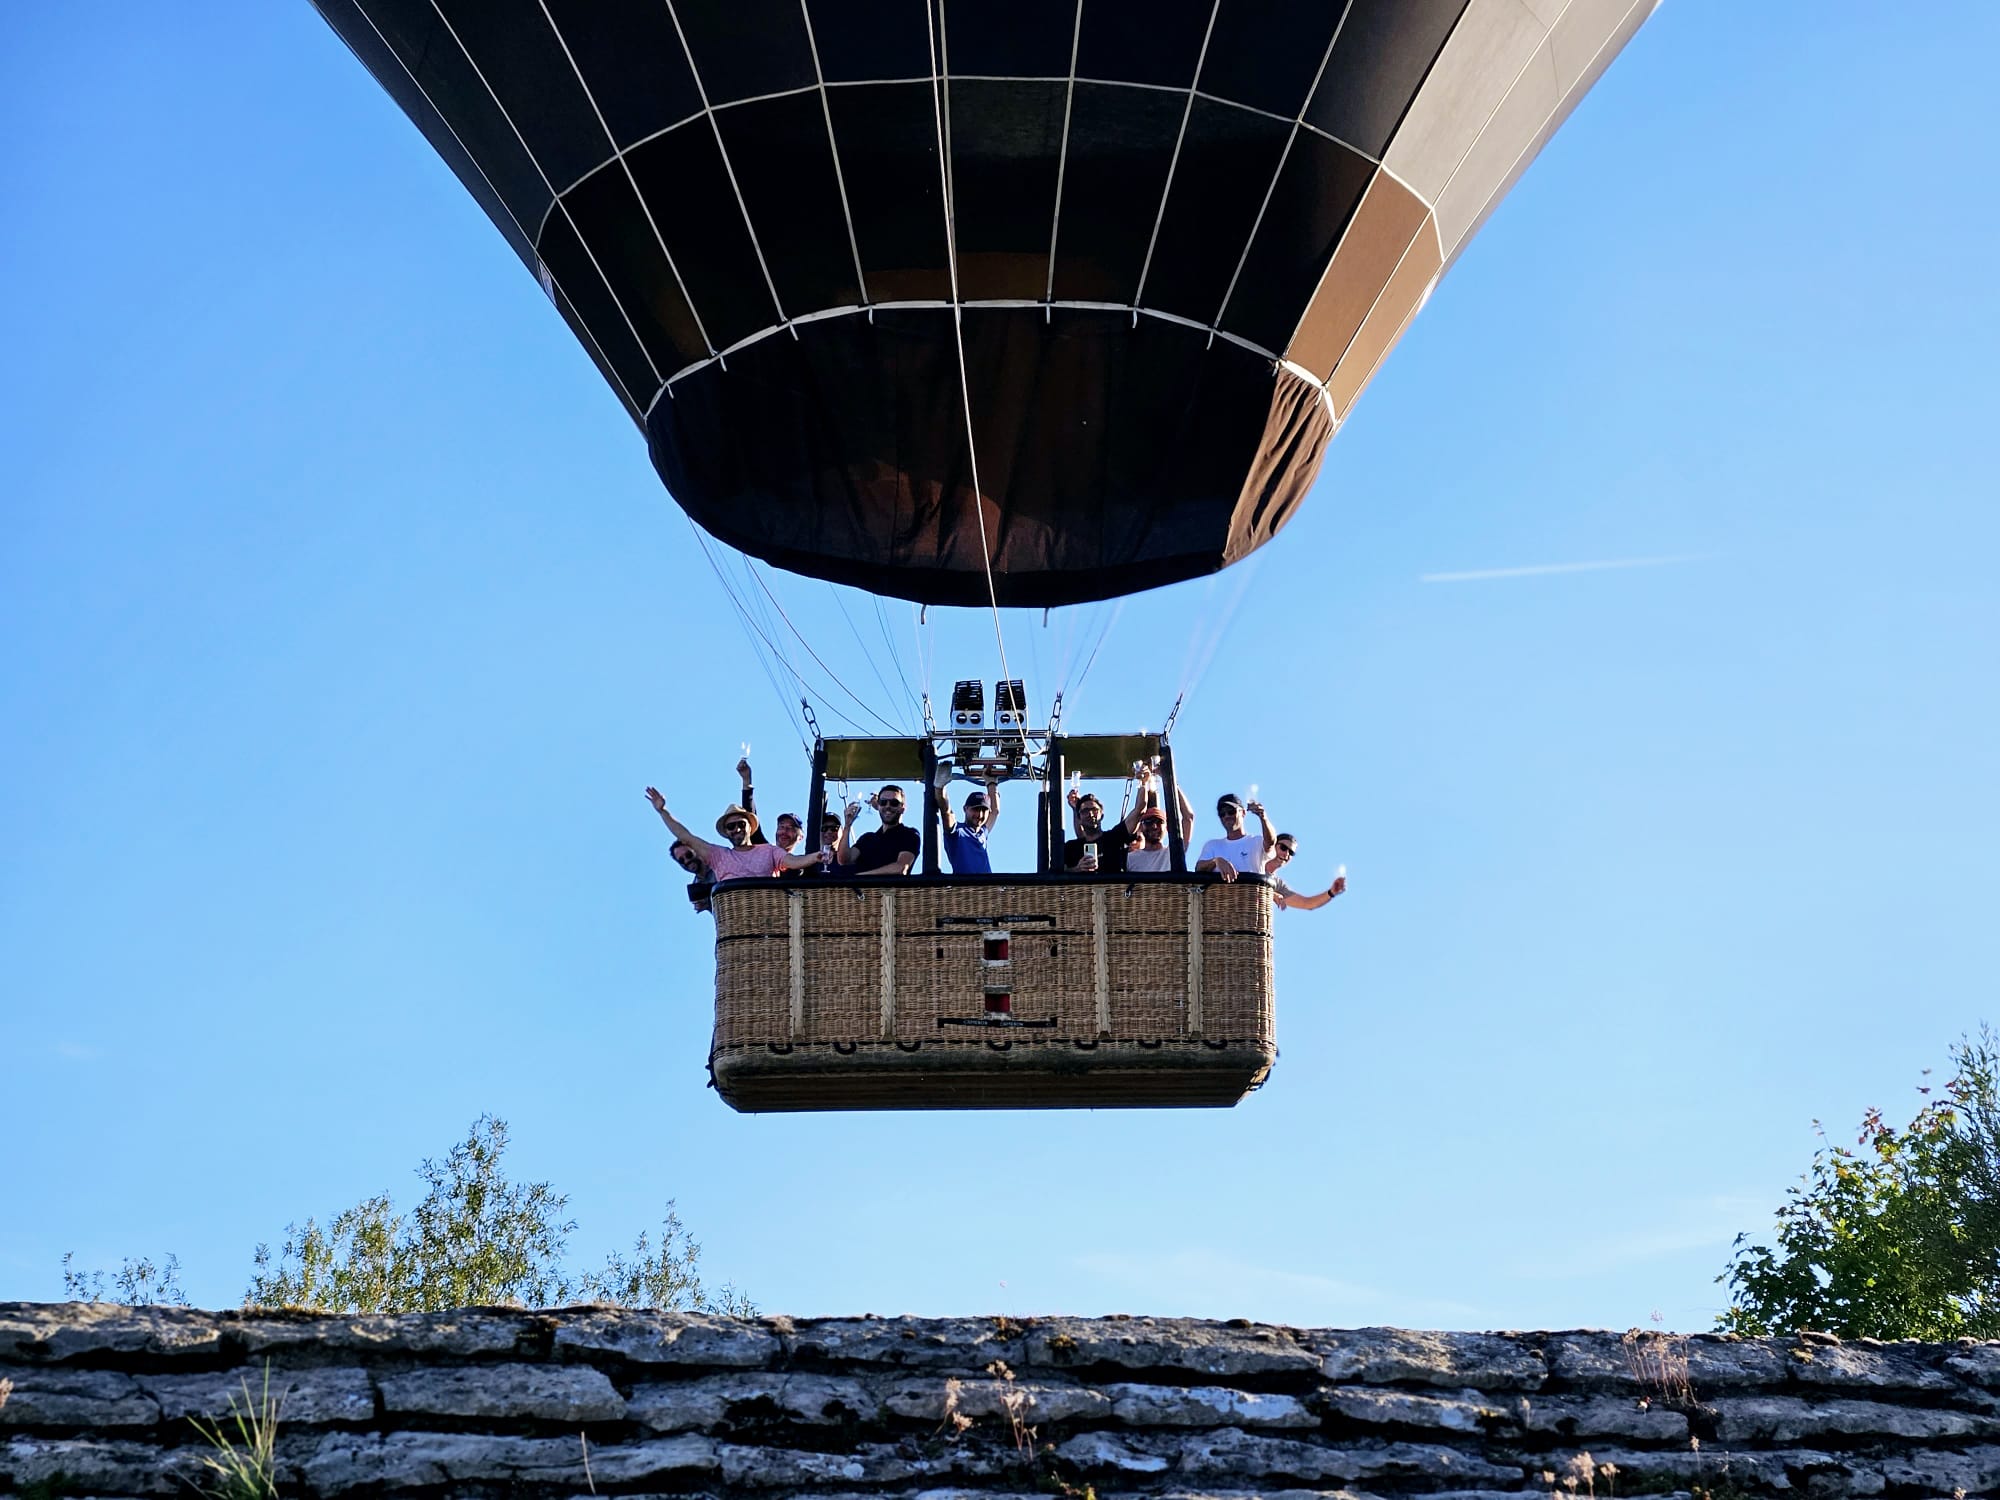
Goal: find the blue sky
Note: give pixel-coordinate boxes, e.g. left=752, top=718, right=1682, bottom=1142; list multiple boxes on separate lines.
left=4, top=3, right=1997, bottom=1330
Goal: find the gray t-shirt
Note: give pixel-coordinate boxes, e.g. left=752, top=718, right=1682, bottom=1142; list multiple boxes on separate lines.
left=1127, top=845, right=1171, bottom=872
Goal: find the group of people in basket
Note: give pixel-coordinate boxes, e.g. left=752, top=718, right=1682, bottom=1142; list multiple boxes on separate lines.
left=645, top=758, right=1347, bottom=914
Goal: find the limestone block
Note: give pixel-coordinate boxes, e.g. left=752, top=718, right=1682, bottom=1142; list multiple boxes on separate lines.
left=0, top=1367, right=159, bottom=1427
left=299, top=1429, right=716, bottom=1492
left=907, top=1374, right=1111, bottom=1425
left=138, top=1365, right=374, bottom=1425
left=716, top=1439, right=1017, bottom=1488
left=1054, top=1430, right=1174, bottom=1473
left=1544, top=1331, right=1790, bottom=1390
left=1711, top=1392, right=1993, bottom=1442
left=230, top=1307, right=535, bottom=1358
left=551, top=1309, right=779, bottom=1366
left=1311, top=1328, right=1545, bottom=1389
left=629, top=1372, right=884, bottom=1431
left=1322, top=1385, right=1502, bottom=1433
left=1869, top=1442, right=2000, bottom=1495
left=377, top=1361, right=622, bottom=1422
left=1177, top=1429, right=1522, bottom=1485
left=788, top=1316, right=1028, bottom=1369
left=1027, top=1317, right=1322, bottom=1378
left=1, top=1435, right=207, bottom=1495
left=1107, top=1382, right=1316, bottom=1428
left=0, top=1302, right=223, bottom=1362
left=1946, top=1343, right=2000, bottom=1386
left=1518, top=1394, right=1690, bottom=1441
left=1784, top=1339, right=1959, bottom=1391
left=1579, top=1443, right=1839, bottom=1492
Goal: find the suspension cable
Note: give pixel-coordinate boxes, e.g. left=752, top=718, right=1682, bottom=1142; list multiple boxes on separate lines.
left=681, top=516, right=810, bottom=752
left=926, top=0, right=1029, bottom=759
left=741, top=559, right=904, bottom=734
left=829, top=582, right=913, bottom=732
left=1069, top=599, right=1125, bottom=706
left=871, top=593, right=922, bottom=726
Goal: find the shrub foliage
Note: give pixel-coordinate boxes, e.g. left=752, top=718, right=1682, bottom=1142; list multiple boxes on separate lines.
left=68, top=1116, right=752, bottom=1315
left=1719, top=1032, right=2000, bottom=1339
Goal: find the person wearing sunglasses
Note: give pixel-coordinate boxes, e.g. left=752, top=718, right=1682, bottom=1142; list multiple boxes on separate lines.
left=668, top=838, right=714, bottom=912
left=1265, top=833, right=1347, bottom=910
left=645, top=788, right=824, bottom=883
left=1196, top=792, right=1276, bottom=882
left=840, top=784, right=920, bottom=876
left=1126, top=775, right=1195, bottom=872
left=1062, top=787, right=1144, bottom=874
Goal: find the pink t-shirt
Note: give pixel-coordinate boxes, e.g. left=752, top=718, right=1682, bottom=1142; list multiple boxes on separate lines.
left=705, top=842, right=787, bottom=881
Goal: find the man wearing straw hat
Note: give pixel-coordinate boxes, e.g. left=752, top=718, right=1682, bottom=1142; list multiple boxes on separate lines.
left=645, top=788, right=825, bottom=881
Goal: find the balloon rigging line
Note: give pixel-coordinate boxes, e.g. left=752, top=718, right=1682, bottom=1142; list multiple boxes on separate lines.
left=682, top=516, right=811, bottom=752
left=539, top=0, right=715, bottom=360
left=1131, top=0, right=1223, bottom=311
left=427, top=1, right=667, bottom=387
left=871, top=594, right=922, bottom=727
left=1176, top=575, right=1222, bottom=691
left=829, top=582, right=915, bottom=733
left=1068, top=599, right=1126, bottom=708
left=1180, top=552, right=1265, bottom=713
left=1207, top=0, right=1355, bottom=336
left=724, top=552, right=863, bottom=737
left=1042, top=2, right=1084, bottom=308
left=797, top=0, right=872, bottom=307
left=928, top=0, right=1031, bottom=762
left=743, top=559, right=904, bottom=734
left=661, top=0, right=790, bottom=335
left=339, top=3, right=642, bottom=420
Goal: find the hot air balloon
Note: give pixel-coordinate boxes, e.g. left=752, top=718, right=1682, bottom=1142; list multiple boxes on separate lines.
left=311, top=0, right=1658, bottom=1110
left=313, top=0, right=1656, bottom=608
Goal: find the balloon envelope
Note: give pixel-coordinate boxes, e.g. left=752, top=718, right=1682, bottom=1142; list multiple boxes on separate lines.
left=313, top=0, right=1657, bottom=606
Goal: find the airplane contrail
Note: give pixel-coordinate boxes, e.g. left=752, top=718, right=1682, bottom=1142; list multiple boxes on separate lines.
left=1420, top=553, right=1707, bottom=584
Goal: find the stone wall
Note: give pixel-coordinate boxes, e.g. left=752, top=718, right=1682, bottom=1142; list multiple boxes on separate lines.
left=3, top=1303, right=1998, bottom=1497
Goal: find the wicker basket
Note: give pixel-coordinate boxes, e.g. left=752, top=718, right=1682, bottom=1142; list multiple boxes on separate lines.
left=708, top=875, right=1276, bottom=1111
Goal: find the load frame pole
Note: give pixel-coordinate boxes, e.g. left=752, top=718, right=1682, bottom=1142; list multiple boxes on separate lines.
left=804, top=738, right=829, bottom=865
left=919, top=738, right=941, bottom=875
left=1160, top=738, right=1187, bottom=874
left=1044, top=735, right=1067, bottom=874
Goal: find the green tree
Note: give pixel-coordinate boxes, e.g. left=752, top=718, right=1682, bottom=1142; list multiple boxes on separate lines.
left=1718, top=1031, right=2000, bottom=1339
left=67, top=1116, right=752, bottom=1315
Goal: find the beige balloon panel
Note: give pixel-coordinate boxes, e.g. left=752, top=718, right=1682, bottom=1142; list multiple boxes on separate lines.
left=1287, top=0, right=1661, bottom=424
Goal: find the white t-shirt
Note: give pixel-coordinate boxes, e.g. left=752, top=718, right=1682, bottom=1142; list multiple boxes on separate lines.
left=1197, top=833, right=1266, bottom=874
left=1127, top=845, right=1171, bottom=872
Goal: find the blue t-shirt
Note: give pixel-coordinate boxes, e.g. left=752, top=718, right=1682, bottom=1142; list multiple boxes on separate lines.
left=941, top=822, right=992, bottom=875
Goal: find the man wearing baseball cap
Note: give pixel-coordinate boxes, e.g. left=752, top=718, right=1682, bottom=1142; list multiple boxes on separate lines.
left=934, top=761, right=1000, bottom=874
left=1195, top=792, right=1276, bottom=882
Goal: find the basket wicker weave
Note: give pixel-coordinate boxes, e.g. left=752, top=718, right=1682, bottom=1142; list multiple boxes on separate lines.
left=709, top=875, right=1276, bottom=1111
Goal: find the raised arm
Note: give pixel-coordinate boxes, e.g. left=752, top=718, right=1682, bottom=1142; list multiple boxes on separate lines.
left=934, top=763, right=957, bottom=833
left=646, top=788, right=722, bottom=863
left=984, top=773, right=1000, bottom=826
left=837, top=800, right=863, bottom=865
left=778, top=848, right=825, bottom=871
left=1281, top=874, right=1347, bottom=911
left=1175, top=781, right=1196, bottom=845
left=1247, top=798, right=1277, bottom=859
left=738, top=758, right=768, bottom=844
